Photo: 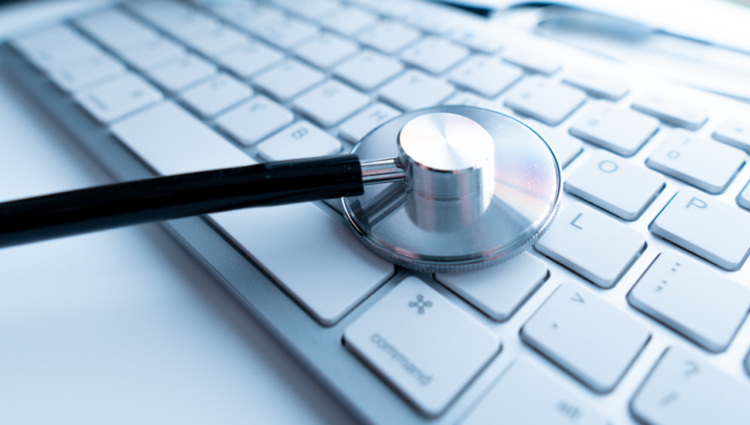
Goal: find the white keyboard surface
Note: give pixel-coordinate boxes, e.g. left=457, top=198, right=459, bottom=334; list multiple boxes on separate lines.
left=6, top=0, right=750, bottom=424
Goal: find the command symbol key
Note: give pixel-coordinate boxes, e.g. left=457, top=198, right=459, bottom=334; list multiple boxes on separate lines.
left=344, top=277, right=500, bottom=416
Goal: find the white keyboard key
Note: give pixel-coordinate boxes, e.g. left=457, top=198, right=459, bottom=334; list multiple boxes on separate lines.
left=450, top=26, right=504, bottom=53
left=215, top=95, right=294, bottom=146
left=651, top=188, right=750, bottom=270
left=646, top=129, right=745, bottom=194
left=294, top=33, right=359, bottom=69
left=570, top=102, right=660, bottom=156
left=565, top=151, right=665, bottom=220
left=339, top=102, right=402, bottom=143
left=127, top=1, right=193, bottom=27
left=403, top=5, right=457, bottom=34
left=437, top=252, right=548, bottom=321
left=344, top=276, right=500, bottom=416
left=213, top=3, right=285, bottom=32
left=535, top=203, right=646, bottom=288
left=254, top=59, right=325, bottom=102
left=215, top=40, right=284, bottom=79
left=255, top=18, right=319, bottom=49
left=522, top=282, right=651, bottom=392
left=290, top=0, right=341, bottom=19
left=631, top=347, right=750, bottom=425
left=257, top=121, right=342, bottom=161
left=75, top=8, right=159, bottom=53
left=159, top=10, right=221, bottom=41
left=379, top=70, right=455, bottom=111
left=739, top=182, right=750, bottom=210
left=713, top=119, right=750, bottom=152
left=632, top=94, right=708, bottom=130
left=13, top=25, right=79, bottom=56
left=357, top=0, right=412, bottom=17
left=182, top=25, right=248, bottom=57
left=293, top=80, right=369, bottom=127
left=460, top=360, right=607, bottom=425
left=400, top=37, right=469, bottom=75
left=120, top=37, right=186, bottom=71
left=525, top=121, right=583, bottom=168
left=334, top=50, right=404, bottom=91
left=563, top=70, right=629, bottom=100
left=504, top=77, right=587, bottom=126
left=110, top=101, right=254, bottom=176
left=147, top=54, right=217, bottom=93
left=74, top=73, right=163, bottom=124
left=443, top=92, right=505, bottom=112
left=448, top=56, right=523, bottom=98
left=358, top=21, right=421, bottom=54
left=320, top=6, right=378, bottom=36
left=629, top=250, right=750, bottom=352
left=180, top=73, right=253, bottom=119
left=210, top=203, right=394, bottom=326
left=50, top=53, right=126, bottom=93
left=16, top=28, right=102, bottom=72
left=503, top=49, right=562, bottom=75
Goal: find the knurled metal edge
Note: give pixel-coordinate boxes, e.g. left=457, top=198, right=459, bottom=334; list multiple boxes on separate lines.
left=341, top=190, right=562, bottom=274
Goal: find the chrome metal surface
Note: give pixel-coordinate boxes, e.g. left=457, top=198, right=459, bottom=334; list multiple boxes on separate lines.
left=360, top=158, right=405, bottom=185
left=342, top=106, right=563, bottom=273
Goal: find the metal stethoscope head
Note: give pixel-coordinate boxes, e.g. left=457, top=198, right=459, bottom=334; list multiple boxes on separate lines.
left=344, top=106, right=562, bottom=272
left=0, top=106, right=562, bottom=273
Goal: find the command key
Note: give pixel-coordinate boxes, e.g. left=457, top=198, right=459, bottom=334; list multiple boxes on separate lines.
left=344, top=276, right=500, bottom=416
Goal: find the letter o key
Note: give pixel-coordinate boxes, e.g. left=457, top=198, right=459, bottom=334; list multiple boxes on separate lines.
left=598, top=160, right=618, bottom=173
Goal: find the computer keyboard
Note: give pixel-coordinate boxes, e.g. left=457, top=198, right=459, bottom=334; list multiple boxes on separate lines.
left=3, top=0, right=750, bottom=423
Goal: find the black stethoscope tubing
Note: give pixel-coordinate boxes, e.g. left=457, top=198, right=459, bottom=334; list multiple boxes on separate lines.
left=0, top=154, right=364, bottom=249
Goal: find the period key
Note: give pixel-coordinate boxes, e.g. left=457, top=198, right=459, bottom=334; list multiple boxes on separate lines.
left=344, top=277, right=501, bottom=416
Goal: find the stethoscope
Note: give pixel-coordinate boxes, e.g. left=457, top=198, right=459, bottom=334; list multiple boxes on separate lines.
left=0, top=106, right=562, bottom=273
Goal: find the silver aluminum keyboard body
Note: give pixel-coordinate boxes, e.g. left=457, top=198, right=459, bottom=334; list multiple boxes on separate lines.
left=3, top=0, right=750, bottom=423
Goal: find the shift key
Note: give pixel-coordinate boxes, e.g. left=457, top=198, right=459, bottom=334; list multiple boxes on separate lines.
left=344, top=277, right=500, bottom=417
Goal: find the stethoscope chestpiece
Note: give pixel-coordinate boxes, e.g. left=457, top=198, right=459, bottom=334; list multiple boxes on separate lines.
left=342, top=106, right=563, bottom=273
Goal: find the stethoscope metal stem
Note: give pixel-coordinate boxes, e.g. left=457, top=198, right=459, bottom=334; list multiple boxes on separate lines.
left=360, top=158, right=405, bottom=185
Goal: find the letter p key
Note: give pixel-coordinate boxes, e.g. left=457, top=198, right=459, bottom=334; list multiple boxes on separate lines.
left=686, top=197, right=707, bottom=210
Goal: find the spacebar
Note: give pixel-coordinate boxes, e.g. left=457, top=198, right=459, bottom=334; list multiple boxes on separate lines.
left=110, top=101, right=395, bottom=326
